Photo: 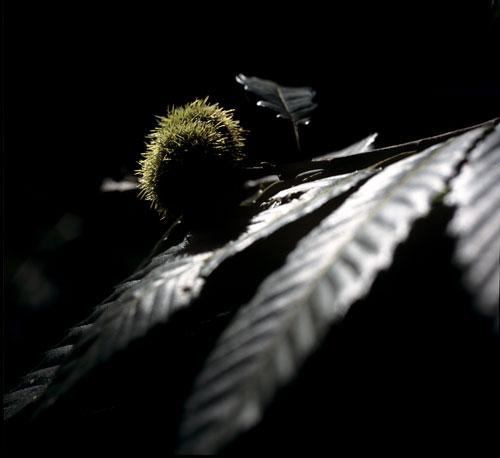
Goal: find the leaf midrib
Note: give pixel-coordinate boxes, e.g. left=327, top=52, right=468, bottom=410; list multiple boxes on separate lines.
left=277, top=86, right=301, bottom=150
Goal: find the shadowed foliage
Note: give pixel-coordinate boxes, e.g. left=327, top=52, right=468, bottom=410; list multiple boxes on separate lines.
left=3, top=72, right=499, bottom=455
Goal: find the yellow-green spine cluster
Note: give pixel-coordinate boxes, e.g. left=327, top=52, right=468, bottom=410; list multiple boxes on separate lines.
left=137, top=98, right=246, bottom=217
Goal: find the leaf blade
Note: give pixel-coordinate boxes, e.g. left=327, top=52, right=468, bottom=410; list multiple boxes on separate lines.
left=237, top=73, right=317, bottom=149
left=33, top=243, right=211, bottom=414
left=176, top=127, right=488, bottom=454
left=312, top=133, right=378, bottom=161
left=24, top=139, right=378, bottom=419
left=446, top=122, right=500, bottom=331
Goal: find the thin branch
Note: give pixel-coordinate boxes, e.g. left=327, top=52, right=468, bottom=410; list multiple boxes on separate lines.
left=360, top=117, right=500, bottom=158
left=280, top=118, right=500, bottom=178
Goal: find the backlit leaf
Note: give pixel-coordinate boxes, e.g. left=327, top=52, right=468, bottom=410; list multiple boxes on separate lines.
left=236, top=73, right=317, bottom=150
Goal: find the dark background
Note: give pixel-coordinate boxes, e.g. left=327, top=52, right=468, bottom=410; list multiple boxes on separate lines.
left=3, top=2, right=500, bottom=393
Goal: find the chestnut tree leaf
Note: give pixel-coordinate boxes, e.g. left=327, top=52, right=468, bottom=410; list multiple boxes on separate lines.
left=236, top=73, right=317, bottom=150
left=7, top=136, right=379, bottom=421
left=446, top=123, right=500, bottom=332
left=175, top=127, right=488, bottom=454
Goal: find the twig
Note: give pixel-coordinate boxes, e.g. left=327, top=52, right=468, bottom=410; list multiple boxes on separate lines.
left=280, top=117, right=499, bottom=178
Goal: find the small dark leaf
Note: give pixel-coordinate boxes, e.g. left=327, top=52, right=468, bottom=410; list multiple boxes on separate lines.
left=236, top=73, right=317, bottom=150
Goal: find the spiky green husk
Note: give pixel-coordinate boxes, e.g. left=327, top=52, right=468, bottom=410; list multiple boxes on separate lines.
left=136, top=98, right=246, bottom=217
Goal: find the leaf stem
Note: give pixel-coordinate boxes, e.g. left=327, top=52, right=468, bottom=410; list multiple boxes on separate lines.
left=364, top=117, right=499, bottom=158
left=277, top=86, right=302, bottom=152
left=279, top=118, right=499, bottom=178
